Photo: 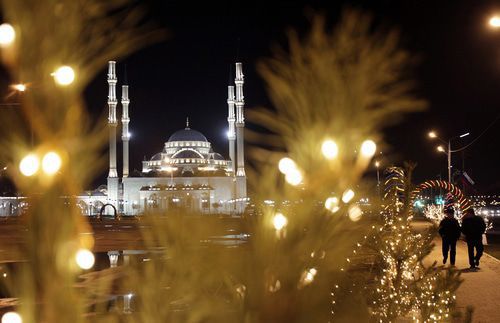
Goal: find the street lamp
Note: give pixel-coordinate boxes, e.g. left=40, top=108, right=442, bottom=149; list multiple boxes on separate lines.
left=489, top=15, right=500, bottom=28
left=427, top=130, right=470, bottom=183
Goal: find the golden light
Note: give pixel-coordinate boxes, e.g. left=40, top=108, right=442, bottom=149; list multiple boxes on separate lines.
left=301, top=267, right=317, bottom=286
left=0, top=23, right=15, bottom=47
left=1, top=312, right=22, bottom=323
left=321, top=139, right=339, bottom=159
left=348, top=205, right=363, bottom=222
left=324, top=196, right=340, bottom=213
left=52, top=65, right=75, bottom=85
left=19, top=154, right=39, bottom=177
left=42, top=151, right=62, bottom=175
left=360, top=140, right=376, bottom=158
left=12, top=84, right=26, bottom=92
left=75, top=248, right=95, bottom=270
left=285, top=168, right=303, bottom=186
left=375, top=161, right=380, bottom=168
left=272, top=212, right=288, bottom=231
left=428, top=131, right=437, bottom=139
left=342, top=189, right=355, bottom=203
left=489, top=16, right=500, bottom=27
left=278, top=157, right=296, bottom=174
left=437, top=145, right=445, bottom=153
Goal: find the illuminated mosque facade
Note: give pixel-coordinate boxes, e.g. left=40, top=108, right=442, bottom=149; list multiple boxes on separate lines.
left=78, top=61, right=248, bottom=215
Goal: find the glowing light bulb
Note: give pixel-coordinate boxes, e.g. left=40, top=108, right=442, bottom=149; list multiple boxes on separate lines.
left=324, top=196, right=340, bottom=213
left=272, top=212, right=288, bottom=231
left=301, top=268, right=317, bottom=286
left=0, top=23, right=15, bottom=47
left=348, top=205, right=363, bottom=222
left=342, top=189, right=355, bottom=203
left=19, top=154, right=39, bottom=177
left=428, top=131, right=437, bottom=138
left=12, top=84, right=26, bottom=92
left=321, top=139, right=338, bottom=159
left=42, top=151, right=62, bottom=175
left=75, top=248, right=95, bottom=270
left=437, top=145, right=445, bottom=153
left=285, top=168, right=303, bottom=186
left=278, top=157, right=296, bottom=174
left=1, top=312, right=22, bottom=323
left=360, top=140, right=376, bottom=158
left=490, top=16, right=500, bottom=27
left=53, top=66, right=75, bottom=85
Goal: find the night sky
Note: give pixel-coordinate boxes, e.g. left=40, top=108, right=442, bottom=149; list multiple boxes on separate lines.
left=82, top=0, right=499, bottom=192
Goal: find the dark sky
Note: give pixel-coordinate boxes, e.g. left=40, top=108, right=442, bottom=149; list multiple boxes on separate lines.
left=83, top=0, right=500, bottom=192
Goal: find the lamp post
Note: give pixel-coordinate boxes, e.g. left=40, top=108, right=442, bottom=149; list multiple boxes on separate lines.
left=428, top=131, right=469, bottom=183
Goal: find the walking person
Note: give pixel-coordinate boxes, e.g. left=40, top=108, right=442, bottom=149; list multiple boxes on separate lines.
left=438, top=208, right=461, bottom=266
left=461, top=208, right=486, bottom=269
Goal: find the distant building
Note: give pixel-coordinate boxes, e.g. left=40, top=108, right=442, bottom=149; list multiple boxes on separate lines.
left=77, top=61, right=248, bottom=216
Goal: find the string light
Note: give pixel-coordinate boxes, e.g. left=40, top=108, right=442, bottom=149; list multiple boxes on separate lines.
left=0, top=23, right=15, bottom=47
left=52, top=65, right=75, bottom=85
left=342, top=189, right=355, bottom=203
left=285, top=168, right=303, bottom=186
left=321, top=139, right=338, bottom=159
left=272, top=212, right=288, bottom=231
left=360, top=139, right=376, bottom=157
left=1, top=312, right=22, bottom=323
left=75, top=248, right=95, bottom=270
left=41, top=151, right=62, bottom=175
left=19, top=154, right=39, bottom=177
left=278, top=157, right=296, bottom=174
left=324, top=196, right=340, bottom=213
left=348, top=205, right=362, bottom=222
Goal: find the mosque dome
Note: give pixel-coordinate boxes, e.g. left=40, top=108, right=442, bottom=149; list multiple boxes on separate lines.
left=168, top=128, right=208, bottom=142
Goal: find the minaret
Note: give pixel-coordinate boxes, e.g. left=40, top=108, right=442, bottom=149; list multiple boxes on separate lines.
left=235, top=62, right=245, bottom=177
left=107, top=61, right=118, bottom=178
left=107, top=61, right=119, bottom=210
left=227, top=85, right=236, bottom=174
left=121, top=80, right=130, bottom=178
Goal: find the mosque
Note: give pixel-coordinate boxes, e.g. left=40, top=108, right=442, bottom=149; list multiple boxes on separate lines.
left=77, top=61, right=248, bottom=216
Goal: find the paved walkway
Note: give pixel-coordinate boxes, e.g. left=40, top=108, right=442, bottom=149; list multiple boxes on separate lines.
left=426, top=238, right=500, bottom=323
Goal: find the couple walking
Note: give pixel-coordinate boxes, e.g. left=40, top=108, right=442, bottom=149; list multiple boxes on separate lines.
left=438, top=208, right=486, bottom=269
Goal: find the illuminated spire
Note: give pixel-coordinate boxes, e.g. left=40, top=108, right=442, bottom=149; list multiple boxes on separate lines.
left=107, top=61, right=118, bottom=178
left=186, top=117, right=190, bottom=129
left=235, top=62, right=245, bottom=177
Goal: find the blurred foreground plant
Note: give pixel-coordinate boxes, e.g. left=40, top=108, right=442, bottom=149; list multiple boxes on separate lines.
left=0, top=0, right=163, bottom=322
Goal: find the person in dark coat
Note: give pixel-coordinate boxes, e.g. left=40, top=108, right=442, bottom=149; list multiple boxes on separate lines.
left=461, top=208, right=486, bottom=269
left=438, top=208, right=461, bottom=266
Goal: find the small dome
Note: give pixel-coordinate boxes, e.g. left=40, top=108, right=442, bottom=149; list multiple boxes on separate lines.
left=168, top=128, right=207, bottom=142
left=150, top=153, right=162, bottom=161
left=173, top=150, right=202, bottom=159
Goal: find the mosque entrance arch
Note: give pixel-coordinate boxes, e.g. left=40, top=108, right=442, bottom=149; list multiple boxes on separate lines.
left=97, top=203, right=121, bottom=220
left=410, top=180, right=471, bottom=216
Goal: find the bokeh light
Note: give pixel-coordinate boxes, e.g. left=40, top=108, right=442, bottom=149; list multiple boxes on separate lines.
left=324, top=196, right=340, bottom=213
left=42, top=151, right=62, bottom=175
left=360, top=140, right=376, bottom=158
left=272, top=212, right=288, bottom=231
left=75, top=248, right=95, bottom=270
left=53, top=66, right=75, bottom=85
left=19, top=154, right=39, bottom=177
left=321, top=139, right=338, bottom=159
left=0, top=23, right=15, bottom=47
left=489, top=16, right=500, bottom=27
left=342, top=189, right=355, bottom=203
left=278, top=157, right=296, bottom=174
left=1, top=312, right=22, bottom=323
left=285, top=168, right=303, bottom=186
left=348, top=205, right=363, bottom=222
left=12, top=84, right=26, bottom=92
